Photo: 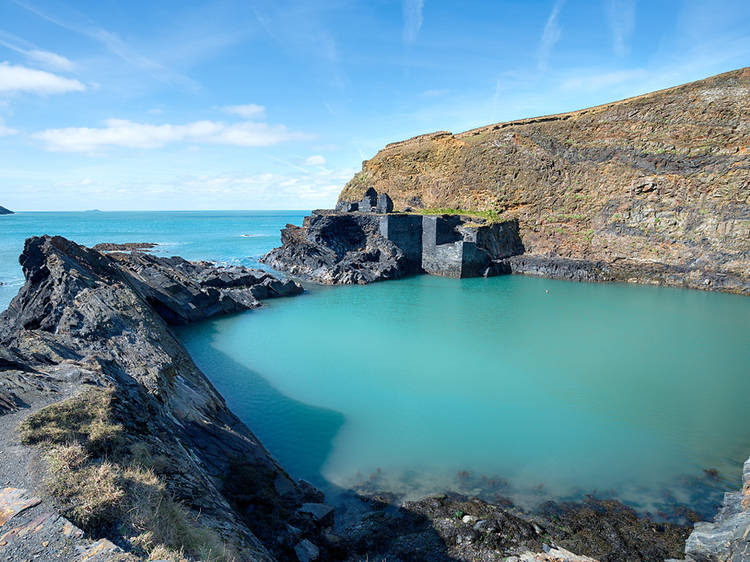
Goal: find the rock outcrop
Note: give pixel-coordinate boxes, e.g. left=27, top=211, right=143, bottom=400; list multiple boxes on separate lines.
left=263, top=191, right=526, bottom=283
left=261, top=211, right=413, bottom=284
left=0, top=206, right=14, bottom=215
left=338, top=67, right=750, bottom=294
left=0, top=236, right=323, bottom=560
left=683, top=458, right=750, bottom=561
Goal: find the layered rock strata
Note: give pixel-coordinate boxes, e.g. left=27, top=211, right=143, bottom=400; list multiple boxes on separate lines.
left=337, top=68, right=750, bottom=294
left=0, top=236, right=321, bottom=560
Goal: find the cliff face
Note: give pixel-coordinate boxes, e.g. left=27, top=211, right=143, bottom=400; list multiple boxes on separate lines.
left=338, top=68, right=750, bottom=293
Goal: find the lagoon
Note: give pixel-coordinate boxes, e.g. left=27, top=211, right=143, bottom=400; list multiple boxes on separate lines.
left=178, top=273, right=750, bottom=518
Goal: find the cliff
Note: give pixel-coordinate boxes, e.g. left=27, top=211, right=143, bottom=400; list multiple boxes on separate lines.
left=0, top=206, right=14, bottom=215
left=338, top=68, right=750, bottom=294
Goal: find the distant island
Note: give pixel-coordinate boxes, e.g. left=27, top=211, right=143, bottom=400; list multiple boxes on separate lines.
left=0, top=206, right=14, bottom=215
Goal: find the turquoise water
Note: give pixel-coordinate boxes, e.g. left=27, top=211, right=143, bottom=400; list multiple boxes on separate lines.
left=179, top=275, right=750, bottom=517
left=2, top=212, right=749, bottom=518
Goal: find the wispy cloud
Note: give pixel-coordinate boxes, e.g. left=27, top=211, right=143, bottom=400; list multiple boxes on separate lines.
left=0, top=30, right=75, bottom=71
left=402, top=0, right=425, bottom=45
left=33, top=117, right=313, bottom=152
left=222, top=104, right=266, bottom=119
left=0, top=62, right=85, bottom=94
left=605, top=0, right=636, bottom=57
left=304, top=155, right=326, bottom=166
left=11, top=0, right=194, bottom=88
left=538, top=0, right=565, bottom=71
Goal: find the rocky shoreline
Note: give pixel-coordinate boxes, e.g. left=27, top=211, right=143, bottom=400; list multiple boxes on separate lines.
left=0, top=236, right=747, bottom=560
left=261, top=188, right=749, bottom=295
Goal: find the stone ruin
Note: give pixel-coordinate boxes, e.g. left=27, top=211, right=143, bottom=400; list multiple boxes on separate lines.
left=340, top=187, right=394, bottom=214
left=332, top=188, right=524, bottom=278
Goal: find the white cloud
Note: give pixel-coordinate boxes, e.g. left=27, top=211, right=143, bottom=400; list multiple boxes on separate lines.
left=0, top=62, right=85, bottom=94
left=0, top=120, right=17, bottom=135
left=222, top=103, right=266, bottom=119
left=538, top=0, right=565, bottom=71
left=0, top=32, right=76, bottom=71
left=561, top=69, right=647, bottom=91
left=33, top=118, right=313, bottom=152
left=26, top=49, right=75, bottom=71
left=605, top=0, right=636, bottom=57
left=402, top=0, right=424, bottom=45
left=304, top=155, right=326, bottom=166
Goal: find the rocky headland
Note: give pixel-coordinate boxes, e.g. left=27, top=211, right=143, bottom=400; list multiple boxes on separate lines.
left=0, top=206, right=14, bottom=215
left=325, top=67, right=750, bottom=294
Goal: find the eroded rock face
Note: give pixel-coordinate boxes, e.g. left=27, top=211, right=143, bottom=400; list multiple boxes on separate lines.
left=0, top=236, right=323, bottom=560
left=261, top=212, right=410, bottom=284
left=684, top=458, right=750, bottom=561
left=337, top=67, right=750, bottom=294
left=110, top=252, right=302, bottom=324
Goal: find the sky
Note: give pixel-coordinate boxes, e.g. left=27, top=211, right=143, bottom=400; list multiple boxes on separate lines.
left=0, top=0, right=748, bottom=211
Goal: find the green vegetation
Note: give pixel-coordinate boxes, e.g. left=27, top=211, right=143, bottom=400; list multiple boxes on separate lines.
left=20, top=388, right=228, bottom=561
left=415, top=207, right=505, bottom=223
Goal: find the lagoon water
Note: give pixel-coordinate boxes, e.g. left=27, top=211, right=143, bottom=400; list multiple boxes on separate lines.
left=2, top=211, right=749, bottom=518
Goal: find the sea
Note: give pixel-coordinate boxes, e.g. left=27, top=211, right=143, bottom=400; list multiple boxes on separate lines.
left=2, top=211, right=749, bottom=519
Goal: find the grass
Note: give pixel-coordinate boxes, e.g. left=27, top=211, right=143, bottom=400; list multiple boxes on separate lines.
left=415, top=207, right=505, bottom=223
left=20, top=387, right=229, bottom=561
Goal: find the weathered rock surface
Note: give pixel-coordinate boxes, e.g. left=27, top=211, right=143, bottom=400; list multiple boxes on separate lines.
left=339, top=492, right=690, bottom=562
left=0, top=206, right=13, bottom=215
left=110, top=251, right=302, bottom=324
left=261, top=212, right=411, bottom=284
left=683, top=458, right=750, bottom=561
left=263, top=200, right=526, bottom=283
left=92, top=242, right=157, bottom=252
left=0, top=236, right=321, bottom=560
left=338, top=67, right=750, bottom=294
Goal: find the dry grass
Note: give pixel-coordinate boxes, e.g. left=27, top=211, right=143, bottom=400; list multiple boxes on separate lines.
left=20, top=388, right=229, bottom=561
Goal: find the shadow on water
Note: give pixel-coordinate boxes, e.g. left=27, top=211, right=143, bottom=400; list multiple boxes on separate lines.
left=175, top=317, right=461, bottom=560
left=176, top=318, right=345, bottom=489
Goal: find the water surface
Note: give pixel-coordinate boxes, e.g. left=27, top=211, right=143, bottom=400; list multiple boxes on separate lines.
left=179, top=275, right=750, bottom=517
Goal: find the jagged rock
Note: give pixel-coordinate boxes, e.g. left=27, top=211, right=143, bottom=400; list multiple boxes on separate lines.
left=0, top=236, right=323, bottom=560
left=684, top=458, right=750, bottom=561
left=92, top=242, right=157, bottom=252
left=110, top=251, right=302, bottom=324
left=261, top=212, right=410, bottom=284
left=294, top=539, right=320, bottom=561
left=299, top=503, right=334, bottom=526
left=0, top=488, right=41, bottom=526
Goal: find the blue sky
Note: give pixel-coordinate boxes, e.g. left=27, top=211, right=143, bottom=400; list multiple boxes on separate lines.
left=0, top=0, right=748, bottom=211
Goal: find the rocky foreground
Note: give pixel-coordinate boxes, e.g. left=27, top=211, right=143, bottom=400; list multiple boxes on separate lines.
left=336, top=67, right=750, bottom=294
left=0, top=236, right=747, bottom=561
